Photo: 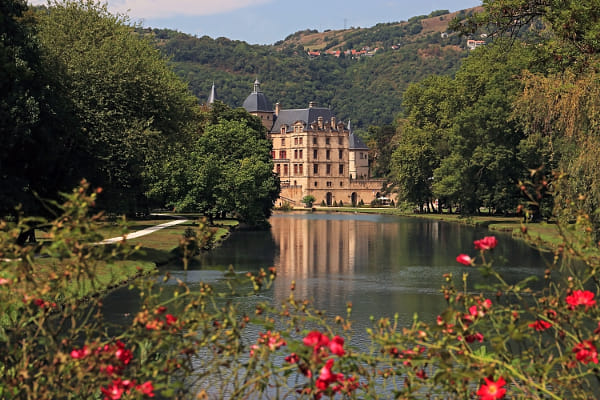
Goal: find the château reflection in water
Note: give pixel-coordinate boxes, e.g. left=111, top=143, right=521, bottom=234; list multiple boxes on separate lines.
left=104, top=212, right=552, bottom=345
left=264, top=212, right=550, bottom=333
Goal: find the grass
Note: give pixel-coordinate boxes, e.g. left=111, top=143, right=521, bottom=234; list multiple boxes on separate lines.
left=24, top=216, right=240, bottom=303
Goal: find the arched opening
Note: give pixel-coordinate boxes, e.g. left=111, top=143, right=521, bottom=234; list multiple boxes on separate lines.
left=326, top=192, right=333, bottom=206
left=351, top=192, right=358, bottom=207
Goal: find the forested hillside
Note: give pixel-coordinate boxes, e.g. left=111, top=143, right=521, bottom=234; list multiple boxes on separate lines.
left=140, top=8, right=482, bottom=129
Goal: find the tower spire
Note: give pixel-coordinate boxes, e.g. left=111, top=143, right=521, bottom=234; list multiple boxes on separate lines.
left=207, top=82, right=217, bottom=104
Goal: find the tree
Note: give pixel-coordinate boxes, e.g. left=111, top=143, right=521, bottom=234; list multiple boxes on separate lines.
left=0, top=0, right=77, bottom=216
left=148, top=103, right=279, bottom=227
left=36, top=0, right=200, bottom=215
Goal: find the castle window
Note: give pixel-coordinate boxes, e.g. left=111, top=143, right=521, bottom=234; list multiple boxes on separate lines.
left=279, top=150, right=286, bottom=159
left=281, top=138, right=285, bottom=146
left=299, top=150, right=303, bottom=159
left=326, top=150, right=331, bottom=160
left=326, top=181, right=332, bottom=187
left=299, top=164, right=303, bottom=174
left=338, top=137, right=343, bottom=145
left=326, top=164, right=331, bottom=175
left=339, top=164, right=344, bottom=174
left=270, top=151, right=275, bottom=158
left=339, top=150, right=343, bottom=159
left=276, top=164, right=281, bottom=174
left=314, top=182, right=318, bottom=187
left=281, top=126, right=286, bottom=134
left=313, top=164, right=319, bottom=174
left=340, top=181, right=343, bottom=187
left=325, top=138, right=330, bottom=145
left=294, top=150, right=298, bottom=159
left=313, top=137, right=317, bottom=145
left=293, top=164, right=298, bottom=174
left=299, top=137, right=303, bottom=145
left=294, top=137, right=298, bottom=145
left=313, top=149, right=317, bottom=159
left=283, top=165, right=288, bottom=175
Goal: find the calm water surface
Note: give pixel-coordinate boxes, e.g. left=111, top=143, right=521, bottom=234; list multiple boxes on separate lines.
left=104, top=212, right=551, bottom=345
left=187, top=212, right=548, bottom=338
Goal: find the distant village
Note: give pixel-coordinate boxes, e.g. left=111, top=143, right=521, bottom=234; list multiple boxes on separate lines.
left=306, top=33, right=487, bottom=59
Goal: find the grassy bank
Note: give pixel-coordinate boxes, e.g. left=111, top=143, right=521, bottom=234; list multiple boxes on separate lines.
left=27, top=216, right=239, bottom=303
left=299, top=206, right=563, bottom=250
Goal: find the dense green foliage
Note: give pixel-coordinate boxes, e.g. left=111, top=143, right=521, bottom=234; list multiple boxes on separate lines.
left=36, top=0, right=200, bottom=215
left=147, top=102, right=279, bottom=227
left=1, top=0, right=278, bottom=226
left=0, top=0, right=77, bottom=216
left=389, top=1, right=600, bottom=221
left=142, top=13, right=470, bottom=130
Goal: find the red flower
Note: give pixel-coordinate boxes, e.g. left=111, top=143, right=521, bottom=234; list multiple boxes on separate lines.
left=566, top=290, right=596, bottom=309
left=573, top=340, right=599, bottom=364
left=316, top=359, right=344, bottom=391
left=285, top=353, right=299, bottom=364
left=101, top=380, right=125, bottom=400
left=477, top=376, right=506, bottom=400
left=303, top=331, right=330, bottom=351
left=474, top=236, right=498, bottom=251
left=165, top=314, right=178, bottom=326
left=136, top=381, right=155, bottom=397
left=528, top=320, right=552, bottom=331
left=465, top=332, right=484, bottom=343
left=155, top=306, right=167, bottom=314
left=329, top=335, right=345, bottom=356
left=456, top=254, right=474, bottom=266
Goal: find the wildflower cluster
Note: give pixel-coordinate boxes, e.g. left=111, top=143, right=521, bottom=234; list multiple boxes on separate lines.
left=284, top=331, right=359, bottom=398
left=70, top=341, right=154, bottom=399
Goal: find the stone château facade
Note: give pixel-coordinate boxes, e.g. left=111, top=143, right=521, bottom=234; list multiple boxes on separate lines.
left=241, top=80, right=384, bottom=207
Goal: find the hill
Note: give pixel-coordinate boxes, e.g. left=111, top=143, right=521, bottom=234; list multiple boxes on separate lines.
left=142, top=7, right=483, bottom=129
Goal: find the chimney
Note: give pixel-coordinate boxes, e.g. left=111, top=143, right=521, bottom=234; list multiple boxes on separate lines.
left=331, top=116, right=336, bottom=129
left=318, top=116, right=324, bottom=129
left=275, top=102, right=281, bottom=116
left=309, top=101, right=317, bottom=108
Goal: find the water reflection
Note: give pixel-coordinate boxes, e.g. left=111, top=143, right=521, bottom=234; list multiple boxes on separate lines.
left=195, top=212, right=551, bottom=338
left=104, top=212, right=552, bottom=346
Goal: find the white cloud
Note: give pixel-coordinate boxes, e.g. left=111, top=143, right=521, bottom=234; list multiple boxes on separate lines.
left=28, top=0, right=274, bottom=19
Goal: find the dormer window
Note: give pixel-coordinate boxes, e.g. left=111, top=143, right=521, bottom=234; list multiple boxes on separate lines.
left=281, top=126, right=286, bottom=134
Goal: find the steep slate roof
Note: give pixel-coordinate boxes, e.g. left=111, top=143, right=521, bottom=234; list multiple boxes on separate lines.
left=270, top=107, right=335, bottom=133
left=242, top=79, right=273, bottom=112
left=349, top=133, right=369, bottom=150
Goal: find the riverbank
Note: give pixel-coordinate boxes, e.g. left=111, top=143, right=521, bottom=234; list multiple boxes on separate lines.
left=293, top=206, right=563, bottom=251
left=29, top=216, right=239, bottom=303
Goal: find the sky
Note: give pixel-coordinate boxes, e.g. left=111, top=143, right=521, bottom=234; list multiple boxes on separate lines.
left=28, top=0, right=483, bottom=45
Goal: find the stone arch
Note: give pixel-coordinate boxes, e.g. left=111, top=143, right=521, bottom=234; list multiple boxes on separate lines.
left=326, top=192, right=333, bottom=206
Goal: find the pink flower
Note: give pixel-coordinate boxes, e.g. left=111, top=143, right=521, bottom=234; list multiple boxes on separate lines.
left=329, top=336, right=345, bottom=356
left=573, top=340, right=599, bottom=364
left=70, top=345, right=91, bottom=359
left=474, top=236, right=498, bottom=251
left=566, top=290, right=596, bottom=309
left=477, top=376, right=506, bottom=399
left=456, top=254, right=474, bottom=266
left=0, top=277, right=9, bottom=285
left=528, top=320, right=552, bottom=331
